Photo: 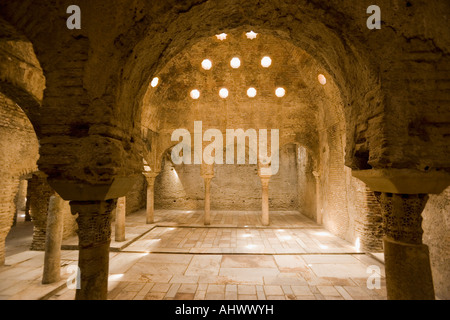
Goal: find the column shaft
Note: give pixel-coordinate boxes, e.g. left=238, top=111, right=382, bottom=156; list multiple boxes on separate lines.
left=261, top=177, right=270, bottom=226
left=146, top=178, right=155, bottom=224
left=115, top=197, right=126, bottom=242
left=28, top=173, right=54, bottom=251
left=204, top=177, right=212, bottom=226
left=70, top=200, right=116, bottom=300
left=42, top=194, right=64, bottom=284
left=376, top=192, right=435, bottom=300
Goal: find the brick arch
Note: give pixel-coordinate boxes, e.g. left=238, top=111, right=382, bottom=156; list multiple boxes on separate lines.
left=0, top=17, right=45, bottom=136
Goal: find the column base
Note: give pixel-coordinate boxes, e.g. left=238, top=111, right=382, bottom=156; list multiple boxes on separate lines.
left=383, top=237, right=435, bottom=300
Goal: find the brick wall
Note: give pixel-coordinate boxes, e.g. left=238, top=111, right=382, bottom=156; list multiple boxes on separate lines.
left=154, top=145, right=306, bottom=211
left=0, top=93, right=38, bottom=263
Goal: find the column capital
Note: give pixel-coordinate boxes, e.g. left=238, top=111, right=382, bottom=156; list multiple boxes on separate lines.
left=258, top=175, right=271, bottom=187
left=70, top=200, right=116, bottom=248
left=375, top=192, right=429, bottom=245
left=143, top=171, right=160, bottom=184
left=352, top=168, right=450, bottom=194
left=201, top=163, right=214, bottom=178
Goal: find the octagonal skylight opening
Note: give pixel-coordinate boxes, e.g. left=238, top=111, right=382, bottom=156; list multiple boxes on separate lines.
left=247, top=87, right=257, bottom=98
left=230, top=57, right=241, bottom=69
left=190, top=89, right=200, bottom=100
left=219, top=88, right=229, bottom=99
left=202, top=59, right=212, bottom=70
left=275, top=87, right=286, bottom=98
left=261, top=56, right=272, bottom=68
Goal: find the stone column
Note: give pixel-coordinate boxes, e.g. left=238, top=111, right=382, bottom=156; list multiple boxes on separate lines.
left=143, top=172, right=159, bottom=224
left=376, top=192, right=435, bottom=300
left=29, top=172, right=54, bottom=251
left=13, top=179, right=29, bottom=226
left=203, top=176, right=213, bottom=226
left=312, top=171, right=322, bottom=224
left=42, top=194, right=64, bottom=284
left=260, top=176, right=271, bottom=226
left=70, top=200, right=116, bottom=300
left=201, top=164, right=214, bottom=226
left=24, top=179, right=32, bottom=222
left=114, top=197, right=126, bottom=242
left=16, top=179, right=28, bottom=212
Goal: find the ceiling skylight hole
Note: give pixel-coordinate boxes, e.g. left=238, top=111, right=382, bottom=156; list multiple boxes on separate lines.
left=190, top=89, right=200, bottom=100
left=247, top=87, right=257, bottom=98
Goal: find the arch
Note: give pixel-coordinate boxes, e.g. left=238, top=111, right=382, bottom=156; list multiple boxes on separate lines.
left=0, top=17, right=45, bottom=135
left=117, top=0, right=380, bottom=172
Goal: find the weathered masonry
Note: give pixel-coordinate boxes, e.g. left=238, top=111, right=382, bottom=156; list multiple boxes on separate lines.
left=0, top=0, right=449, bottom=300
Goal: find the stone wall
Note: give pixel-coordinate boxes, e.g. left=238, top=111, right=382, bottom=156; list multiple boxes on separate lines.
left=155, top=145, right=310, bottom=211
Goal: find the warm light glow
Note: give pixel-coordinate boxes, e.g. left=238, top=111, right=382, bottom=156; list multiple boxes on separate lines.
left=246, top=31, right=258, bottom=39
left=261, top=56, right=272, bottom=68
left=314, top=231, right=330, bottom=237
left=355, top=237, right=361, bottom=251
left=216, top=33, right=227, bottom=41
left=247, top=87, right=257, bottom=98
left=190, top=89, right=200, bottom=100
left=219, top=88, right=229, bottom=99
left=319, top=244, right=329, bottom=249
left=280, top=235, right=292, bottom=241
left=202, top=59, right=212, bottom=70
left=151, top=77, right=159, bottom=88
left=143, top=165, right=151, bottom=172
left=109, top=274, right=124, bottom=281
left=318, top=74, right=327, bottom=85
left=242, top=234, right=252, bottom=238
left=275, top=87, right=285, bottom=97
left=230, top=57, right=241, bottom=69
left=246, top=244, right=256, bottom=249
left=277, top=229, right=285, bottom=233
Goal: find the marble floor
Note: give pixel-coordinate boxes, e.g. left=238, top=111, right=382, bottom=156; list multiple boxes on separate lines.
left=0, top=210, right=387, bottom=300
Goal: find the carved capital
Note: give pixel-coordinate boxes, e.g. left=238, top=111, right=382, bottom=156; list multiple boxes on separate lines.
left=143, top=172, right=160, bottom=185
left=375, top=193, right=429, bottom=245
left=260, top=176, right=271, bottom=188
left=70, top=200, right=116, bottom=248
